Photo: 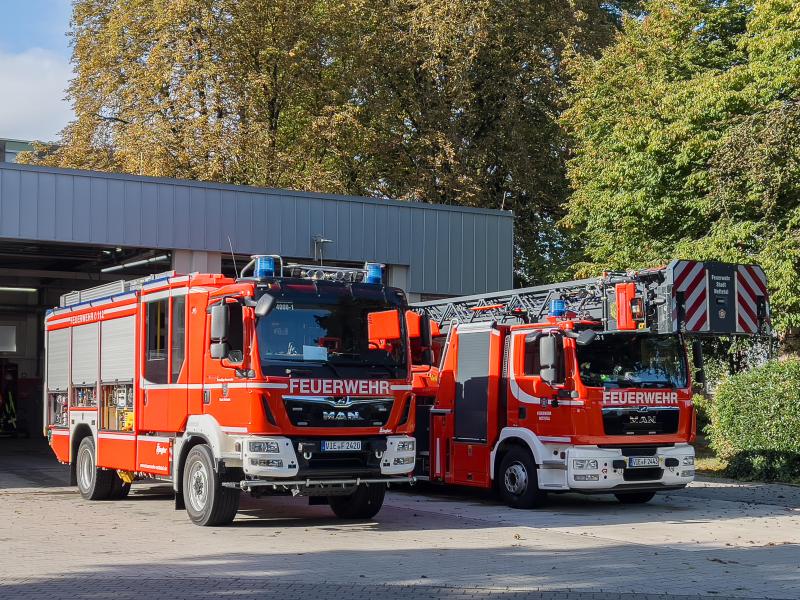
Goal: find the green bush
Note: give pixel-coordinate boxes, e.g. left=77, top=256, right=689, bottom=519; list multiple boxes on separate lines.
left=708, top=359, right=800, bottom=482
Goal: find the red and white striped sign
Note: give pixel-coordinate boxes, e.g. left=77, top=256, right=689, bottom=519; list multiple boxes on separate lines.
left=736, top=265, right=768, bottom=334
left=672, top=260, right=708, bottom=332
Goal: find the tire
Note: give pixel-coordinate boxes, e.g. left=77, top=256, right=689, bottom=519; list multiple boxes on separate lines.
left=109, top=474, right=131, bottom=499
left=182, top=444, right=240, bottom=526
left=498, top=446, right=547, bottom=509
left=614, top=491, right=656, bottom=504
left=75, top=436, right=114, bottom=500
left=329, top=484, right=386, bottom=519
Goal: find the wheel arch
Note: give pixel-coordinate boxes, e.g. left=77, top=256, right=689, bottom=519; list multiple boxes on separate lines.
left=490, top=427, right=550, bottom=481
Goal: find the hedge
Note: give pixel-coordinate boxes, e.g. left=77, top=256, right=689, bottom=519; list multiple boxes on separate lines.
left=707, top=358, right=800, bottom=482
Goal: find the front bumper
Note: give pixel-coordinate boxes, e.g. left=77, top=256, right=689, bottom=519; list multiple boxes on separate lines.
left=237, top=435, right=416, bottom=479
left=565, top=444, right=695, bottom=492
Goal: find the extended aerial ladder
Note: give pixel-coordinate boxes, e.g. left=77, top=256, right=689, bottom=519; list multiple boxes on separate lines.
left=412, top=260, right=770, bottom=337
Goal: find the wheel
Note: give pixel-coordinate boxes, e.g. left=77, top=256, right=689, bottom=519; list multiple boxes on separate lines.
left=109, top=474, right=131, bottom=499
left=75, top=436, right=114, bottom=500
left=498, top=447, right=547, bottom=509
left=329, top=484, right=386, bottom=519
left=614, top=491, right=656, bottom=504
left=182, top=444, right=240, bottom=526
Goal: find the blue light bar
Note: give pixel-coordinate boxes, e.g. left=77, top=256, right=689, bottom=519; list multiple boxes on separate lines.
left=254, top=256, right=276, bottom=278
left=549, top=299, right=567, bottom=317
left=365, top=262, right=383, bottom=285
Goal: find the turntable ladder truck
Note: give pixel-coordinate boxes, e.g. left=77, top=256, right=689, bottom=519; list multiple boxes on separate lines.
left=44, top=256, right=416, bottom=525
left=410, top=260, right=770, bottom=508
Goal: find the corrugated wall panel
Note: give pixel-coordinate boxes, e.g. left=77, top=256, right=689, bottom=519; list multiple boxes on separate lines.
left=0, top=163, right=513, bottom=297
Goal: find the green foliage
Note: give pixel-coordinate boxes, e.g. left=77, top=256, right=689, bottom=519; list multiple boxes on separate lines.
left=563, top=0, right=800, bottom=336
left=22, top=0, right=641, bottom=286
left=708, top=359, right=800, bottom=481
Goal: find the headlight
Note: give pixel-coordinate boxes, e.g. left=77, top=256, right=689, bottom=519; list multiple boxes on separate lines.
left=574, top=474, right=599, bottom=481
left=396, top=440, right=416, bottom=452
left=573, top=459, right=598, bottom=470
left=682, top=456, right=695, bottom=466
left=393, top=456, right=415, bottom=465
left=249, top=440, right=280, bottom=453
left=680, top=470, right=695, bottom=478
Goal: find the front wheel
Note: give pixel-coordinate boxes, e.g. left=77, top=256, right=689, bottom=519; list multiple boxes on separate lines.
left=614, top=491, right=656, bottom=504
left=329, top=484, right=386, bottom=519
left=498, top=447, right=547, bottom=509
left=182, top=444, right=240, bottom=526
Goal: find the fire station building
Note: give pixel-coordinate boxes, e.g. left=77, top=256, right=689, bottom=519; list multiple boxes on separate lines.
left=0, top=161, right=513, bottom=436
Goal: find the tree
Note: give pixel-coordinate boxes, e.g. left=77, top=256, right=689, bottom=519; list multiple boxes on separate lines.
left=24, top=0, right=636, bottom=285
left=563, top=0, right=800, bottom=339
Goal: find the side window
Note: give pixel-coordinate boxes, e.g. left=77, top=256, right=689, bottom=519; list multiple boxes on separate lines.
left=145, top=299, right=169, bottom=384
left=171, top=296, right=186, bottom=382
left=227, top=302, right=244, bottom=360
left=524, top=337, right=541, bottom=376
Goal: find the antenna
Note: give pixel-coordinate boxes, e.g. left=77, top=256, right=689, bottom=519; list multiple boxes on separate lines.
left=228, top=236, right=239, bottom=278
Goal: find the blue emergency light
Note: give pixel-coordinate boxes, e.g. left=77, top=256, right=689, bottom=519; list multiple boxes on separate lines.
left=365, top=262, right=383, bottom=284
left=254, top=255, right=276, bottom=278
left=549, top=299, right=567, bottom=317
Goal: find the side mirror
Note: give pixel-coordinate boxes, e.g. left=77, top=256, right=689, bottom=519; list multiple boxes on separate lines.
left=255, top=294, right=276, bottom=318
left=210, top=303, right=230, bottom=359
left=227, top=349, right=244, bottom=364
left=539, top=334, right=564, bottom=385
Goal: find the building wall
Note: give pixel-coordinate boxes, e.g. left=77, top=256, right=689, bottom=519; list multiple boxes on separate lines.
left=0, top=139, right=34, bottom=164
left=0, top=163, right=514, bottom=296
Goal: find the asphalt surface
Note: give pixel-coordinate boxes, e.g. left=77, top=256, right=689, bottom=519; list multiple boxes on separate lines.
left=1, top=437, right=799, bottom=600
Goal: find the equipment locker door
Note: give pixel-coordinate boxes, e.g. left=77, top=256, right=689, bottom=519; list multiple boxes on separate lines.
left=449, top=327, right=502, bottom=487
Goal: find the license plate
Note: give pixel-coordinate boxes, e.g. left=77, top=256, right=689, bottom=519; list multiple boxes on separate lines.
left=628, top=456, right=659, bottom=468
left=321, top=440, right=362, bottom=452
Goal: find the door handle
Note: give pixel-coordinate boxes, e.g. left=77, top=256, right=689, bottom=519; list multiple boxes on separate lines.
left=143, top=390, right=148, bottom=405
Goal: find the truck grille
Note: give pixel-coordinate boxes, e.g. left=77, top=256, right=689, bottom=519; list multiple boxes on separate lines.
left=283, top=396, right=393, bottom=428
left=602, top=407, right=679, bottom=436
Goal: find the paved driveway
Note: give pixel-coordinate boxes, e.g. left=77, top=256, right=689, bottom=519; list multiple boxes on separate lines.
left=2, top=438, right=799, bottom=599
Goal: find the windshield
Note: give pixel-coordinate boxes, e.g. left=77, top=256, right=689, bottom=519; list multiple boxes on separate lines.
left=256, top=282, right=407, bottom=379
left=576, top=333, right=687, bottom=389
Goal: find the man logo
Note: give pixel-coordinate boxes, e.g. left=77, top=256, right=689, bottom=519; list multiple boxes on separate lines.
left=323, top=411, right=362, bottom=421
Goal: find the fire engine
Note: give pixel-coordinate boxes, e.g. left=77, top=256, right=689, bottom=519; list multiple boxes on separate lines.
left=44, top=256, right=416, bottom=525
left=409, top=260, right=770, bottom=508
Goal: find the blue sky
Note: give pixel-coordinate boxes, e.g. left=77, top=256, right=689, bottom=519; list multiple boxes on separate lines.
left=0, top=0, right=73, bottom=141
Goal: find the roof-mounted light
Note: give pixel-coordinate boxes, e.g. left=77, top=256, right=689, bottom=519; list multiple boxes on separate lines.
left=549, top=299, right=567, bottom=317
left=254, top=255, right=276, bottom=278
left=365, top=262, right=384, bottom=285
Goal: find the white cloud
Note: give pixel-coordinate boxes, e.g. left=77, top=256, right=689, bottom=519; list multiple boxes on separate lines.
left=0, top=48, right=73, bottom=142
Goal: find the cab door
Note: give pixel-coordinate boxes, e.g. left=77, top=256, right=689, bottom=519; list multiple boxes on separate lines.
left=507, top=331, right=571, bottom=439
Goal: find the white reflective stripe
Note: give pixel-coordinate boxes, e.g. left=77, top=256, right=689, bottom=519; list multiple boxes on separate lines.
left=50, top=429, right=69, bottom=436
left=142, top=289, right=171, bottom=302
left=677, top=262, right=704, bottom=292
left=390, top=385, right=413, bottom=391
left=104, top=304, right=137, bottom=315
left=557, top=400, right=585, bottom=406
left=221, top=426, right=248, bottom=433
left=189, top=287, right=210, bottom=294
left=246, top=382, right=289, bottom=389
left=139, top=463, right=169, bottom=471
left=491, top=329, right=501, bottom=336
left=138, top=436, right=172, bottom=443
left=98, top=432, right=136, bottom=441
left=539, top=436, right=571, bottom=443
left=171, top=276, right=190, bottom=283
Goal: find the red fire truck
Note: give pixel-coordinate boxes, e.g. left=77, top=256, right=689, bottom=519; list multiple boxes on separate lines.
left=44, top=256, right=416, bottom=525
left=409, top=260, right=770, bottom=508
